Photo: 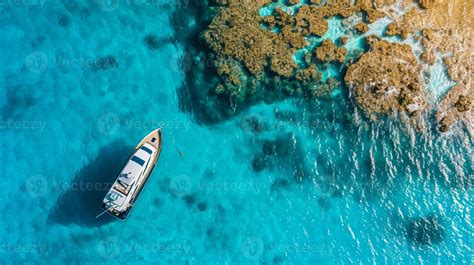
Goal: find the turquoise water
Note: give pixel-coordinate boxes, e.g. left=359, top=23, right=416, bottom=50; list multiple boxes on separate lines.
left=0, top=1, right=472, bottom=264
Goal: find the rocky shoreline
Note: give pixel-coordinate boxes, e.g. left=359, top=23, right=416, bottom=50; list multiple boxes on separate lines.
left=176, top=0, right=472, bottom=131
left=345, top=37, right=426, bottom=119
left=382, top=0, right=473, bottom=132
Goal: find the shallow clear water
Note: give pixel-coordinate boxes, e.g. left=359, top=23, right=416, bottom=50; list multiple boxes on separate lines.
left=0, top=1, right=472, bottom=264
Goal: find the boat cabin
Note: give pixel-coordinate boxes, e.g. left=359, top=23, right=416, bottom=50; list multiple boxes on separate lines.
left=103, top=143, right=157, bottom=219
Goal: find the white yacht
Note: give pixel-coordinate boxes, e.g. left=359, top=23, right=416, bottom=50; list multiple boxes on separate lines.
left=100, top=128, right=162, bottom=220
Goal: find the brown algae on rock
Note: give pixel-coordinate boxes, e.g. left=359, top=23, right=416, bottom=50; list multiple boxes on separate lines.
left=345, top=38, right=426, bottom=117
left=198, top=0, right=472, bottom=131
left=354, top=22, right=369, bottom=34
left=203, top=0, right=386, bottom=99
left=316, top=39, right=347, bottom=63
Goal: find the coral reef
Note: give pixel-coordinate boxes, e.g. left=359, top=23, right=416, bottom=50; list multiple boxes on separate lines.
left=177, top=0, right=471, bottom=131
left=204, top=3, right=296, bottom=77
left=345, top=38, right=426, bottom=117
left=435, top=86, right=472, bottom=132
left=385, top=22, right=410, bottom=39
left=455, top=95, right=471, bottom=113
left=202, top=0, right=393, bottom=103
left=418, top=0, right=436, bottom=9
left=354, top=22, right=369, bottom=34
left=293, top=5, right=328, bottom=38
left=380, top=0, right=473, bottom=131
left=143, top=34, right=168, bottom=51
left=421, top=51, right=436, bottom=65
left=385, top=23, right=399, bottom=36
left=310, top=78, right=341, bottom=99
left=316, top=39, right=347, bottom=63
left=339, top=36, right=349, bottom=45
left=295, top=67, right=321, bottom=82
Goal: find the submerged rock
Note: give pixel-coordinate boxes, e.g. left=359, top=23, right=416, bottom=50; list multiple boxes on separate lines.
left=263, top=140, right=277, bottom=156
left=270, top=178, right=291, bottom=191
left=438, top=116, right=453, bottom=133
left=251, top=154, right=268, bottom=173
left=436, top=86, right=472, bottom=133
left=406, top=215, right=445, bottom=245
left=339, top=36, right=349, bottom=45
left=317, top=196, right=331, bottom=210
left=197, top=202, right=208, bottom=211
left=262, top=137, right=291, bottom=157
left=240, top=114, right=265, bottom=134
left=250, top=132, right=309, bottom=182
left=58, top=15, right=70, bottom=28
left=144, top=34, right=166, bottom=50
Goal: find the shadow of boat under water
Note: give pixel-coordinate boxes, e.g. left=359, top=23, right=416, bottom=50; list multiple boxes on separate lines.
left=48, top=141, right=133, bottom=227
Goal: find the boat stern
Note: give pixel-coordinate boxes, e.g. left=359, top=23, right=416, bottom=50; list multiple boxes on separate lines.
left=102, top=202, right=129, bottom=220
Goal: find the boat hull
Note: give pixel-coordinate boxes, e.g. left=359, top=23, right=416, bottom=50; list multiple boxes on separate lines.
left=102, top=129, right=162, bottom=220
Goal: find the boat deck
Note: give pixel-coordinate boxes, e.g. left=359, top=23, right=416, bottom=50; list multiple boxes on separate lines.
left=101, top=129, right=162, bottom=220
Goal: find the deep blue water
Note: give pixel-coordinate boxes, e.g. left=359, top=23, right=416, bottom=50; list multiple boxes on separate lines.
left=0, top=1, right=472, bottom=264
